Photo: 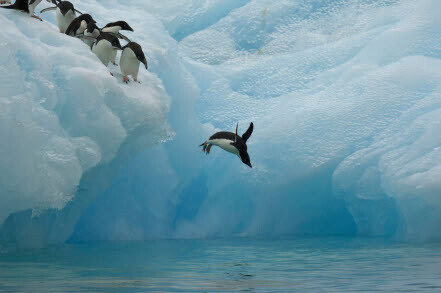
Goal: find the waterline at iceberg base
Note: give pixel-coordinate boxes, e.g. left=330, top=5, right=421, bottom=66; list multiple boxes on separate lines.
left=1, top=0, right=441, bottom=250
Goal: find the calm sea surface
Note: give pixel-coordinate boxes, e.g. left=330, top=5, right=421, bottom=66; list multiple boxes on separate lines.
left=0, top=238, right=440, bottom=292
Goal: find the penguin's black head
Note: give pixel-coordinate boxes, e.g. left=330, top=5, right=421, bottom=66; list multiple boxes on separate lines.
left=128, top=42, right=148, bottom=70
left=100, top=33, right=123, bottom=50
left=111, top=38, right=122, bottom=50
left=80, top=14, right=96, bottom=24
left=120, top=21, right=134, bottom=32
left=240, top=150, right=252, bottom=168
left=58, top=1, right=74, bottom=15
left=86, top=22, right=99, bottom=33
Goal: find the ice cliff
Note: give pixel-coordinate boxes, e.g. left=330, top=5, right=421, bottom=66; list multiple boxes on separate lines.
left=1, top=0, right=441, bottom=248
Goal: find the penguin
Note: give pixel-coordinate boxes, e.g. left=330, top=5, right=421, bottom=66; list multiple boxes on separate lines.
left=65, top=13, right=95, bottom=36
left=101, top=21, right=134, bottom=65
left=1, top=0, right=43, bottom=21
left=83, top=21, right=100, bottom=47
left=90, top=33, right=123, bottom=67
left=200, top=122, right=254, bottom=168
left=101, top=20, right=133, bottom=35
left=40, top=0, right=80, bottom=33
left=119, top=42, right=148, bottom=83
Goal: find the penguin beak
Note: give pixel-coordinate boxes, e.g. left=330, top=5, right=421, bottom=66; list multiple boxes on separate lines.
left=127, top=25, right=134, bottom=32
left=246, top=162, right=252, bottom=168
left=142, top=58, right=148, bottom=70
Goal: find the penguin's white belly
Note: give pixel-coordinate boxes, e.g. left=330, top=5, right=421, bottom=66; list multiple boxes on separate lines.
left=56, top=9, right=75, bottom=33
left=120, top=48, right=140, bottom=79
left=92, top=41, right=113, bottom=66
left=76, top=20, right=87, bottom=35
left=102, top=26, right=121, bottom=34
left=208, top=139, right=239, bottom=156
left=28, top=0, right=42, bottom=15
left=111, top=49, right=118, bottom=63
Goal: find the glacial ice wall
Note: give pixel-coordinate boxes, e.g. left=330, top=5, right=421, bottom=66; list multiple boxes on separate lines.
left=73, top=0, right=441, bottom=242
left=1, top=0, right=441, bottom=247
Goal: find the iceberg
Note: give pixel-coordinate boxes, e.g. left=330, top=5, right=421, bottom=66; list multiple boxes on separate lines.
left=1, top=0, right=441, bottom=248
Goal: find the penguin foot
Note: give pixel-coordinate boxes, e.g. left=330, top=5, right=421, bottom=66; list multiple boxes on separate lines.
left=123, top=76, right=130, bottom=83
left=31, top=15, right=43, bottom=22
left=201, top=142, right=207, bottom=152
left=206, top=144, right=212, bottom=154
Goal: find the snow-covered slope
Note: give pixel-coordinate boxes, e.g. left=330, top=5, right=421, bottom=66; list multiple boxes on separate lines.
left=1, top=0, right=441, bottom=247
left=0, top=6, right=171, bottom=245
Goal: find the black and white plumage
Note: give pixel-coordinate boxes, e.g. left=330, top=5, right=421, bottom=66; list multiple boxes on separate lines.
left=90, top=33, right=123, bottom=67
left=41, top=0, right=80, bottom=33
left=200, top=122, right=254, bottom=168
left=65, top=13, right=95, bottom=36
left=1, top=0, right=43, bottom=21
left=101, top=21, right=133, bottom=65
left=83, top=21, right=100, bottom=47
left=102, top=21, right=133, bottom=34
left=119, top=42, right=147, bottom=83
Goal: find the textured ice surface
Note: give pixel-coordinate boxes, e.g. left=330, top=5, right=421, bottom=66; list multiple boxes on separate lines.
left=1, top=0, right=441, bottom=247
left=0, top=7, right=171, bottom=233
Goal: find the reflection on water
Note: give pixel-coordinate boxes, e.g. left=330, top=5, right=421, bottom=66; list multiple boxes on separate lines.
left=1, top=238, right=441, bottom=292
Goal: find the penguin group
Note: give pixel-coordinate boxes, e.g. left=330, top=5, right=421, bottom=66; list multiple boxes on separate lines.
left=1, top=0, right=148, bottom=83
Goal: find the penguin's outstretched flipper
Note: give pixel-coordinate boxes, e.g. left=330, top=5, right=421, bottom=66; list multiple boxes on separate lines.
left=74, top=34, right=96, bottom=42
left=117, top=33, right=131, bottom=42
left=242, top=122, right=254, bottom=142
left=40, top=6, right=56, bottom=13
left=106, top=32, right=131, bottom=43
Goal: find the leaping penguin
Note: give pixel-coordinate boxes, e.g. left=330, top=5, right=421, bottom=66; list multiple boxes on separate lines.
left=119, top=42, right=147, bottom=83
left=40, top=0, right=81, bottom=33
left=101, top=21, right=133, bottom=65
left=65, top=13, right=95, bottom=36
left=1, top=0, right=44, bottom=21
left=200, top=122, right=254, bottom=168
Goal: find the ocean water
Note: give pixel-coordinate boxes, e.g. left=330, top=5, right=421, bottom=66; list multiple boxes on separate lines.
left=1, top=238, right=440, bottom=292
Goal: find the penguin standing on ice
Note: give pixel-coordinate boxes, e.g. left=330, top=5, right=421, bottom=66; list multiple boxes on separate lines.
left=65, top=13, right=95, bottom=36
left=40, top=0, right=80, bottom=33
left=89, top=33, right=123, bottom=67
left=200, top=122, right=254, bottom=168
left=1, top=0, right=44, bottom=21
left=101, top=21, right=134, bottom=65
left=119, top=42, right=147, bottom=83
